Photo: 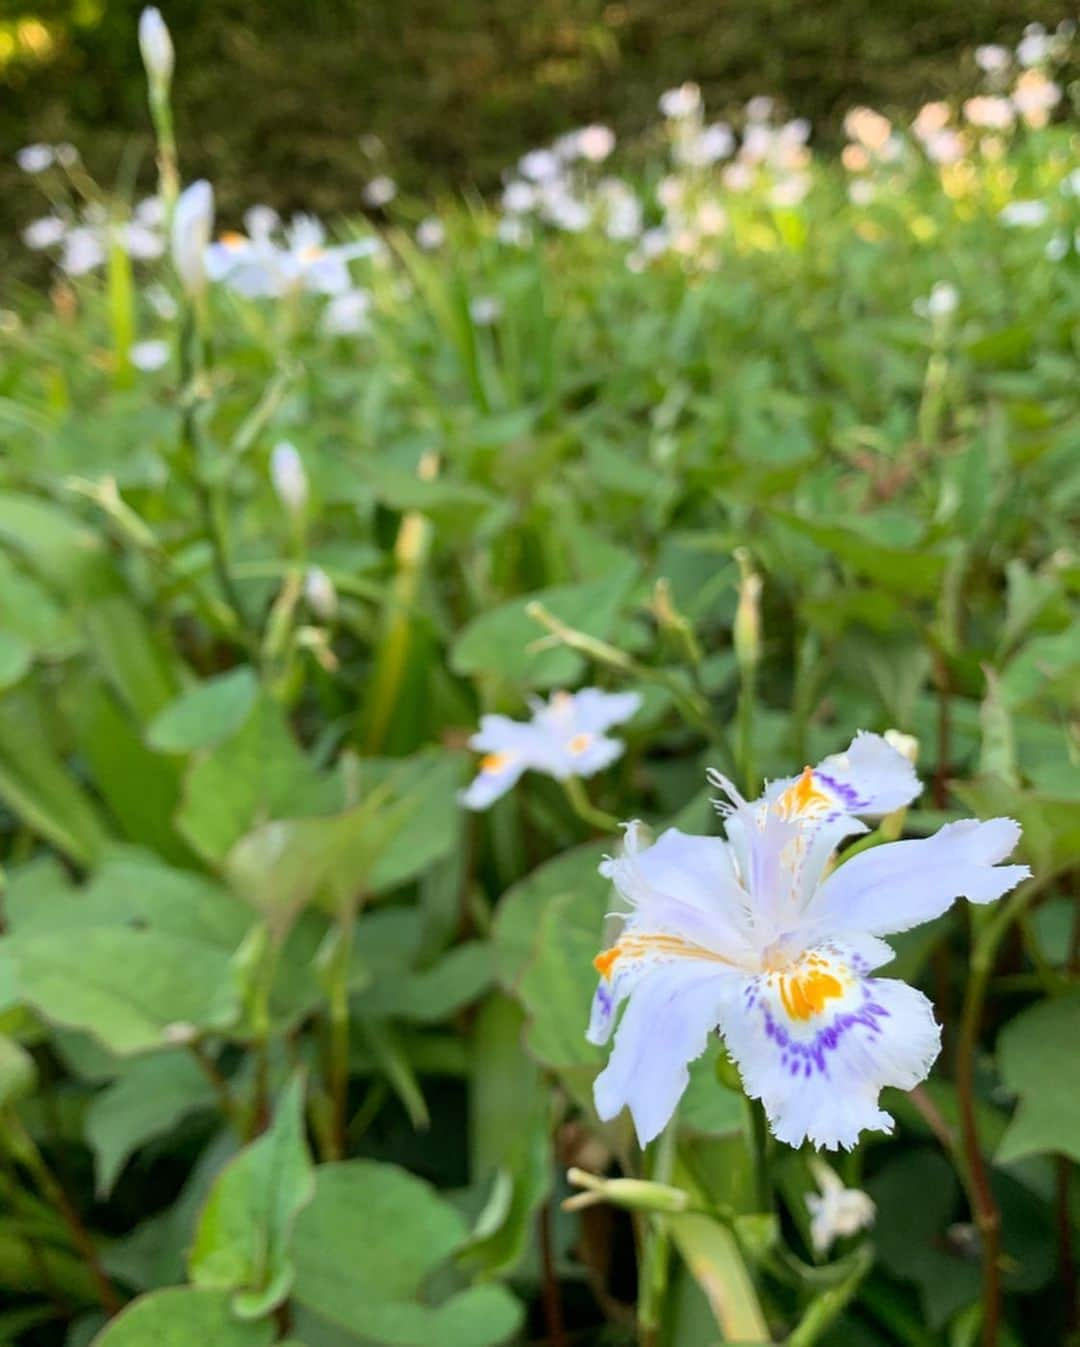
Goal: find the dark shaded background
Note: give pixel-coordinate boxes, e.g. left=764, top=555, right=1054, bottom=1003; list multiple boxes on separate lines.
left=2, top=0, right=1075, bottom=239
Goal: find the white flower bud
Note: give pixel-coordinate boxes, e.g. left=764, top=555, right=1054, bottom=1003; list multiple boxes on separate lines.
left=271, top=441, right=308, bottom=514
left=171, top=179, right=213, bottom=296
left=304, top=566, right=337, bottom=620
left=884, top=729, right=920, bottom=765
left=138, top=7, right=174, bottom=91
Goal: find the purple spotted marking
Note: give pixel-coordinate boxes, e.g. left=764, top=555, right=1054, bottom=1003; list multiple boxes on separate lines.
left=814, top=770, right=866, bottom=813
left=760, top=978, right=892, bottom=1079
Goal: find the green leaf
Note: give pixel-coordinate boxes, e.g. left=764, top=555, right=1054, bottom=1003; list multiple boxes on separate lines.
left=450, top=560, right=638, bottom=688
left=463, top=994, right=551, bottom=1276
left=0, top=1034, right=36, bottom=1107
left=0, top=694, right=112, bottom=866
left=291, top=1160, right=523, bottom=1347
left=996, top=993, right=1080, bottom=1165
left=147, top=668, right=260, bottom=754
left=666, top=1210, right=770, bottom=1343
left=773, top=512, right=946, bottom=597
left=0, top=633, right=31, bottom=692
left=353, top=942, right=493, bottom=1023
left=177, top=694, right=341, bottom=864
left=0, top=491, right=117, bottom=599
left=66, top=681, right=190, bottom=862
left=83, top=596, right=182, bottom=723
left=90, top=1288, right=275, bottom=1347
left=8, top=927, right=239, bottom=1054
left=86, top=1051, right=218, bottom=1197
left=492, top=841, right=609, bottom=991
left=680, top=1040, right=744, bottom=1137
left=189, top=1073, right=315, bottom=1318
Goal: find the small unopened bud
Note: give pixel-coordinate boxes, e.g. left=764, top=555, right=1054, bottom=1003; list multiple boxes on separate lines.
left=162, top=1020, right=197, bottom=1045
left=733, top=547, right=763, bottom=674
left=563, top=1167, right=691, bottom=1215
left=271, top=441, right=308, bottom=514
left=304, top=565, right=337, bottom=620
left=139, top=8, right=174, bottom=92
left=883, top=729, right=919, bottom=765
left=171, top=179, right=213, bottom=296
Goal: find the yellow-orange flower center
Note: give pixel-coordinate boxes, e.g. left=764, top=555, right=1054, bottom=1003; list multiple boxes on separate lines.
left=777, top=964, right=845, bottom=1021
left=568, top=732, right=593, bottom=755
left=776, top=765, right=831, bottom=819
left=481, top=751, right=512, bottom=774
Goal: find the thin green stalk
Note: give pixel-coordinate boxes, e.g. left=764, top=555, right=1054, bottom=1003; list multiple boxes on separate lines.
left=955, top=877, right=1047, bottom=1347
left=562, top=776, right=620, bottom=833
left=748, top=1097, right=772, bottom=1216
left=638, top=1117, right=679, bottom=1346
left=4, top=1114, right=121, bottom=1318
left=526, top=601, right=736, bottom=773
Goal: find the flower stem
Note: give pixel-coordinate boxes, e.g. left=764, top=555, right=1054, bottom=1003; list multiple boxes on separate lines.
left=638, top=1117, right=678, bottom=1346
left=5, top=1114, right=121, bottom=1318
left=562, top=776, right=620, bottom=833
left=748, top=1097, right=773, bottom=1215
left=955, top=877, right=1046, bottom=1347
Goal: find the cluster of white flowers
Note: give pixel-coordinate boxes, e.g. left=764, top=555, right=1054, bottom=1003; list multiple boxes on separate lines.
left=20, top=194, right=166, bottom=277
left=493, top=88, right=813, bottom=272
left=842, top=20, right=1071, bottom=207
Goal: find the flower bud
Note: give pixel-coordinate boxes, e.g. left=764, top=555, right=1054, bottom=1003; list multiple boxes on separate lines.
left=138, top=7, right=174, bottom=92
left=733, top=547, right=763, bottom=675
left=304, top=565, right=337, bottom=620
left=883, top=729, right=919, bottom=765
left=563, top=1167, right=691, bottom=1215
left=171, top=179, right=213, bottom=296
left=271, top=441, right=308, bottom=514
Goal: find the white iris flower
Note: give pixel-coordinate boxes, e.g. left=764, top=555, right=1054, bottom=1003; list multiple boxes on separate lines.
left=460, top=689, right=642, bottom=811
left=806, top=1161, right=876, bottom=1255
left=588, top=732, right=1028, bottom=1149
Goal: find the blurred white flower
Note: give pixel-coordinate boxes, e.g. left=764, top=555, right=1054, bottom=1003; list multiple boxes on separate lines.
left=807, top=1164, right=876, bottom=1255
left=146, top=283, right=179, bottom=320
left=1016, top=23, right=1051, bottom=68
left=22, top=215, right=67, bottom=251
left=544, top=192, right=591, bottom=232
left=1012, top=69, right=1061, bottom=128
left=912, top=101, right=951, bottom=140
left=61, top=228, right=106, bottom=276
left=963, top=96, right=1015, bottom=130
left=470, top=296, right=502, bottom=325
left=599, top=179, right=643, bottom=241
left=848, top=178, right=875, bottom=206
left=121, top=220, right=166, bottom=260
left=416, top=216, right=446, bottom=250
left=363, top=175, right=397, bottom=208
left=131, top=339, right=170, bottom=372
left=16, top=144, right=54, bottom=174
left=461, top=689, right=641, bottom=810
left=502, top=180, right=536, bottom=213
left=1062, top=169, right=1080, bottom=198
left=304, top=566, right=337, bottom=620
left=678, top=120, right=735, bottom=167
left=171, top=179, right=214, bottom=295
left=914, top=281, right=959, bottom=319
left=322, top=288, right=372, bottom=335
left=659, top=83, right=701, bottom=120
left=496, top=217, right=531, bottom=247
left=976, top=44, right=1011, bottom=74
left=271, top=441, right=308, bottom=514
left=138, top=7, right=174, bottom=89
left=576, top=124, right=616, bottom=162
left=519, top=148, right=561, bottom=182
left=135, top=195, right=166, bottom=227
left=922, top=129, right=965, bottom=165
left=844, top=107, right=892, bottom=152
left=722, top=161, right=754, bottom=192
left=1045, top=230, right=1080, bottom=261
left=244, top=204, right=280, bottom=240
left=999, top=199, right=1049, bottom=228
left=745, top=95, right=774, bottom=122
left=771, top=174, right=810, bottom=207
